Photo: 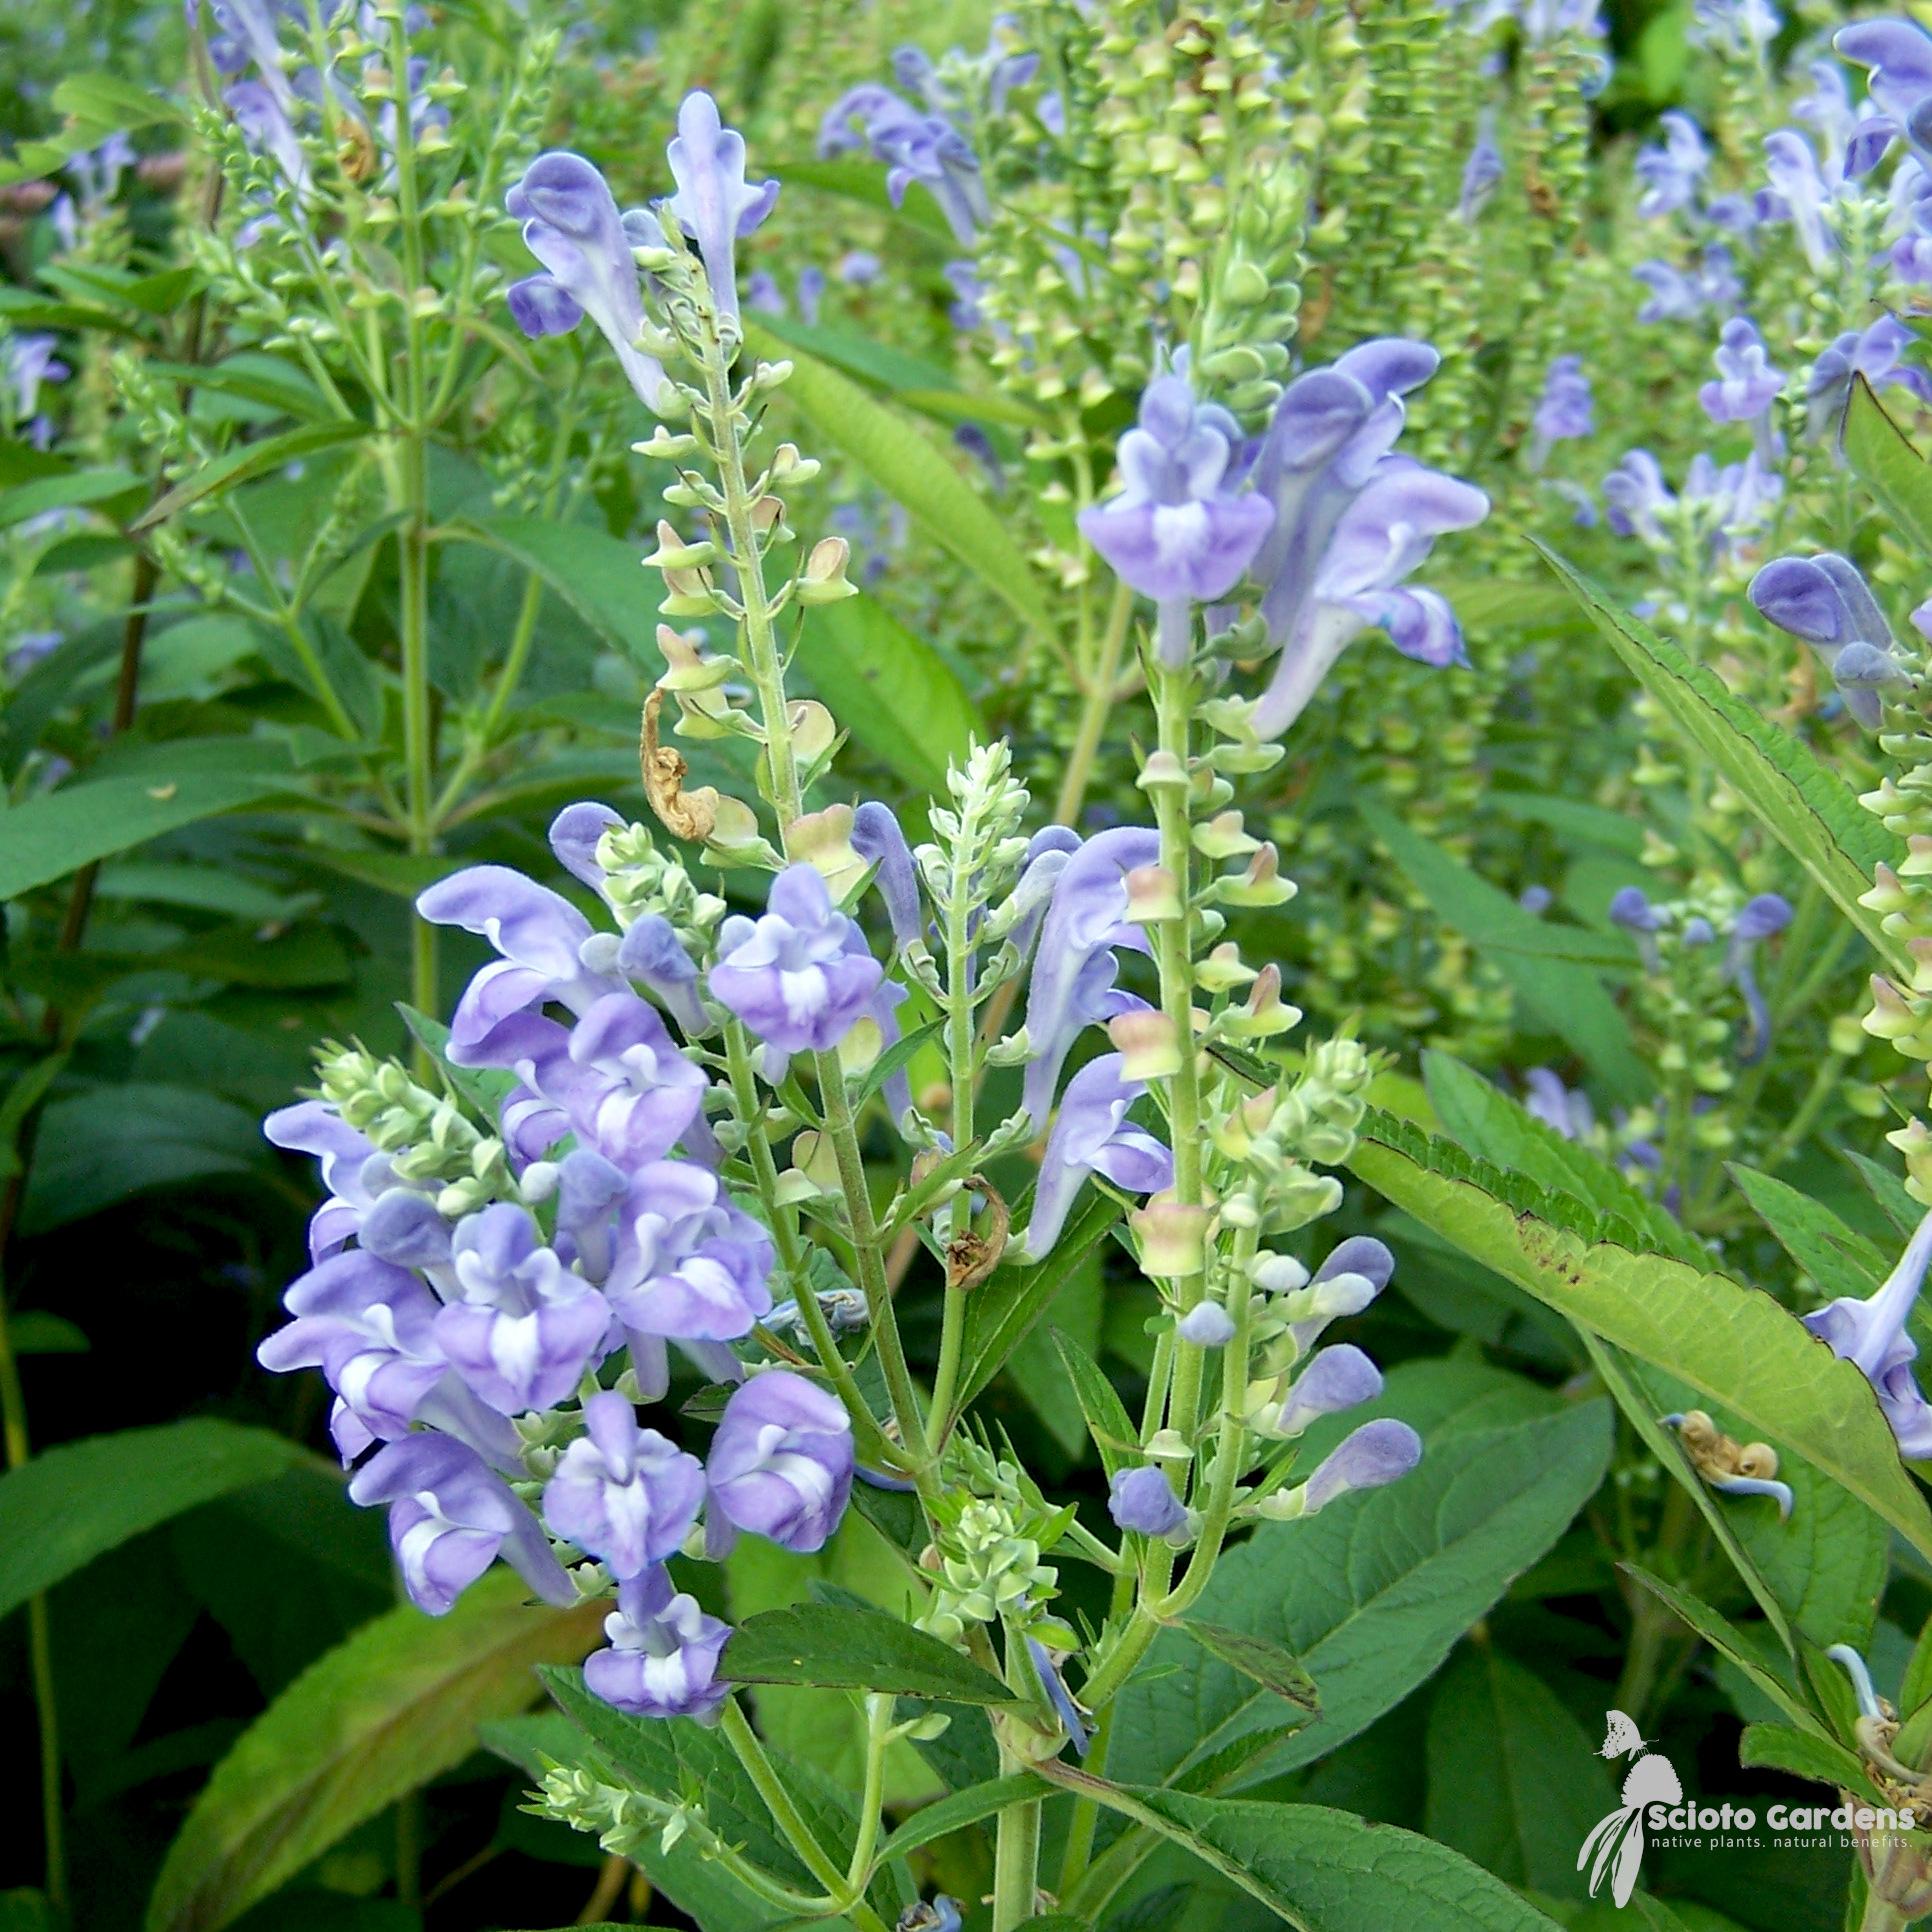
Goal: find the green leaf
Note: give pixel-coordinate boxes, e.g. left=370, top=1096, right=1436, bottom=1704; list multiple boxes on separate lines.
left=1533, top=541, right=1907, bottom=977
left=147, top=1575, right=602, bottom=1932
left=1362, top=803, right=1645, bottom=1100
left=0, top=764, right=301, bottom=900
left=1846, top=1149, right=1921, bottom=1237
left=1050, top=1327, right=1138, bottom=1477
left=1420, top=1050, right=1701, bottom=1264
left=721, top=1602, right=1013, bottom=1704
left=0, top=1419, right=306, bottom=1623
left=1346, top=1109, right=1932, bottom=1566
left=774, top=156, right=956, bottom=239
left=1424, top=1648, right=1616, bottom=1897
left=799, top=593, right=984, bottom=789
left=1620, top=1564, right=1822, bottom=1734
left=10, top=1312, right=87, bottom=1355
left=1844, top=375, right=1932, bottom=559
left=0, top=466, right=145, bottom=530
left=1738, top=1723, right=1882, bottom=1804
left=128, top=421, right=372, bottom=534
left=747, top=323, right=1061, bottom=643
left=455, top=514, right=663, bottom=669
left=1178, top=1622, right=1318, bottom=1715
left=878, top=1773, right=1041, bottom=1861
left=1728, top=1163, right=1888, bottom=1301
left=1047, top=1772, right=1564, bottom=1932
left=1109, top=1361, right=1613, bottom=1792
left=952, top=1185, right=1123, bottom=1424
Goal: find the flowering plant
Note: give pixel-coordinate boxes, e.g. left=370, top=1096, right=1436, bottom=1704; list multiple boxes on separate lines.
left=14, top=5, right=1932, bottom=1932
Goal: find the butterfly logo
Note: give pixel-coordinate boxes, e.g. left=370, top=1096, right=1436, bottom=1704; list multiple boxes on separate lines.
left=1599, top=1709, right=1650, bottom=1760
left=1578, top=1714, right=1681, bottom=1907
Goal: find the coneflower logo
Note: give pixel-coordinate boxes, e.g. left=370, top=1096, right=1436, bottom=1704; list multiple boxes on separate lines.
left=1578, top=1710, right=1683, bottom=1907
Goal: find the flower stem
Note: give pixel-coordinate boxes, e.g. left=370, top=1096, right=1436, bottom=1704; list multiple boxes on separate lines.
left=719, top=1698, right=891, bottom=1932
left=991, top=1776, right=1043, bottom=1932
left=696, top=328, right=930, bottom=1483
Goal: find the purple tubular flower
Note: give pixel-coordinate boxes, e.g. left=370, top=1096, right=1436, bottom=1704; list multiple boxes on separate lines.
left=1458, top=112, right=1502, bottom=224
left=1249, top=340, right=1488, bottom=736
left=666, top=91, right=778, bottom=321
left=820, top=83, right=988, bottom=243
left=542, top=1390, right=705, bottom=1577
left=1108, top=1464, right=1188, bottom=1538
left=225, top=77, right=308, bottom=196
left=707, top=1370, right=854, bottom=1553
left=1804, top=1207, right=1932, bottom=1458
left=1712, top=1472, right=1794, bottom=1518
left=614, top=916, right=710, bottom=1036
left=349, top=1433, right=575, bottom=1614
left=555, top=993, right=708, bottom=1165
left=1298, top=1418, right=1424, bottom=1514
left=1019, top=827, right=1158, bottom=1129
left=263, top=1100, right=389, bottom=1259
left=552, top=1146, right=628, bottom=1282
left=584, top=1564, right=732, bottom=1720
left=1722, top=892, right=1791, bottom=1066
left=1524, top=1068, right=1595, bottom=1141
left=851, top=801, right=923, bottom=949
left=1026, top=1638, right=1092, bottom=1756
left=1286, top=1236, right=1396, bottom=1354
left=1749, top=552, right=1907, bottom=729
left=1805, top=317, right=1932, bottom=447
left=1839, top=19, right=1932, bottom=164
left=605, top=1160, right=774, bottom=1347
left=505, top=152, right=666, bottom=410
left=1077, top=373, right=1274, bottom=640
left=1528, top=355, right=1594, bottom=469
left=708, top=865, right=884, bottom=1053
left=1276, top=1344, right=1384, bottom=1437
left=436, top=1205, right=612, bottom=1417
left=549, top=800, right=623, bottom=890
left=1635, top=111, right=1709, bottom=219
left=417, top=865, right=623, bottom=1058
left=1700, top=317, right=1783, bottom=431
left=257, top=1249, right=450, bottom=1462
left=1177, top=1301, right=1235, bottom=1346
left=1017, top=1053, right=1172, bottom=1261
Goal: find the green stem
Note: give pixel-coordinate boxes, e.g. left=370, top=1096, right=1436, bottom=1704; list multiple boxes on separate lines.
left=696, top=325, right=930, bottom=1479
left=844, top=1695, right=895, bottom=1893
left=1052, top=578, right=1134, bottom=825
left=991, top=1780, right=1042, bottom=1932
left=1860, top=1898, right=1916, bottom=1932
left=720, top=1699, right=890, bottom=1932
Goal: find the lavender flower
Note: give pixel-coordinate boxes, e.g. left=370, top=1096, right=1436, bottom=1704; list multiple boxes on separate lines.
left=1838, top=18, right=1932, bottom=164
left=1602, top=448, right=1779, bottom=559
left=1804, top=317, right=1932, bottom=446
left=1108, top=1465, right=1188, bottom=1540
left=6, top=334, right=68, bottom=440
left=1690, top=0, right=1780, bottom=57
left=1524, top=1068, right=1595, bottom=1141
left=850, top=801, right=923, bottom=949
left=708, top=865, right=884, bottom=1054
left=1725, top=894, right=1792, bottom=1064
left=1804, top=1207, right=1932, bottom=1458
left=1528, top=355, right=1594, bottom=469
left=1636, top=112, right=1709, bottom=220
left=505, top=151, right=667, bottom=410
left=1700, top=317, right=1783, bottom=441
left=1749, top=552, right=1909, bottom=728
left=551, top=994, right=709, bottom=1166
left=1016, top=1053, right=1173, bottom=1262
left=666, top=91, right=778, bottom=320
left=1274, top=1344, right=1384, bottom=1437
left=542, top=1390, right=705, bottom=1578
left=1249, top=341, right=1488, bottom=736
left=1633, top=246, right=1741, bottom=324
left=437, top=1205, right=613, bottom=1417
left=348, top=1433, right=575, bottom=1614
left=584, top=1565, right=732, bottom=1720
left=263, top=1100, right=392, bottom=1259
left=1458, top=111, right=1503, bottom=224
left=706, top=1370, right=854, bottom=1553
left=1281, top=1235, right=1396, bottom=1355
left=1018, top=826, right=1158, bottom=1129
left=819, top=83, right=988, bottom=243
left=1177, top=1301, right=1236, bottom=1346
left=1026, top=1636, right=1092, bottom=1755
left=1293, top=1418, right=1424, bottom=1515
left=1078, top=372, right=1274, bottom=658
left=604, top=1161, right=775, bottom=1349
left=416, top=865, right=623, bottom=1059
